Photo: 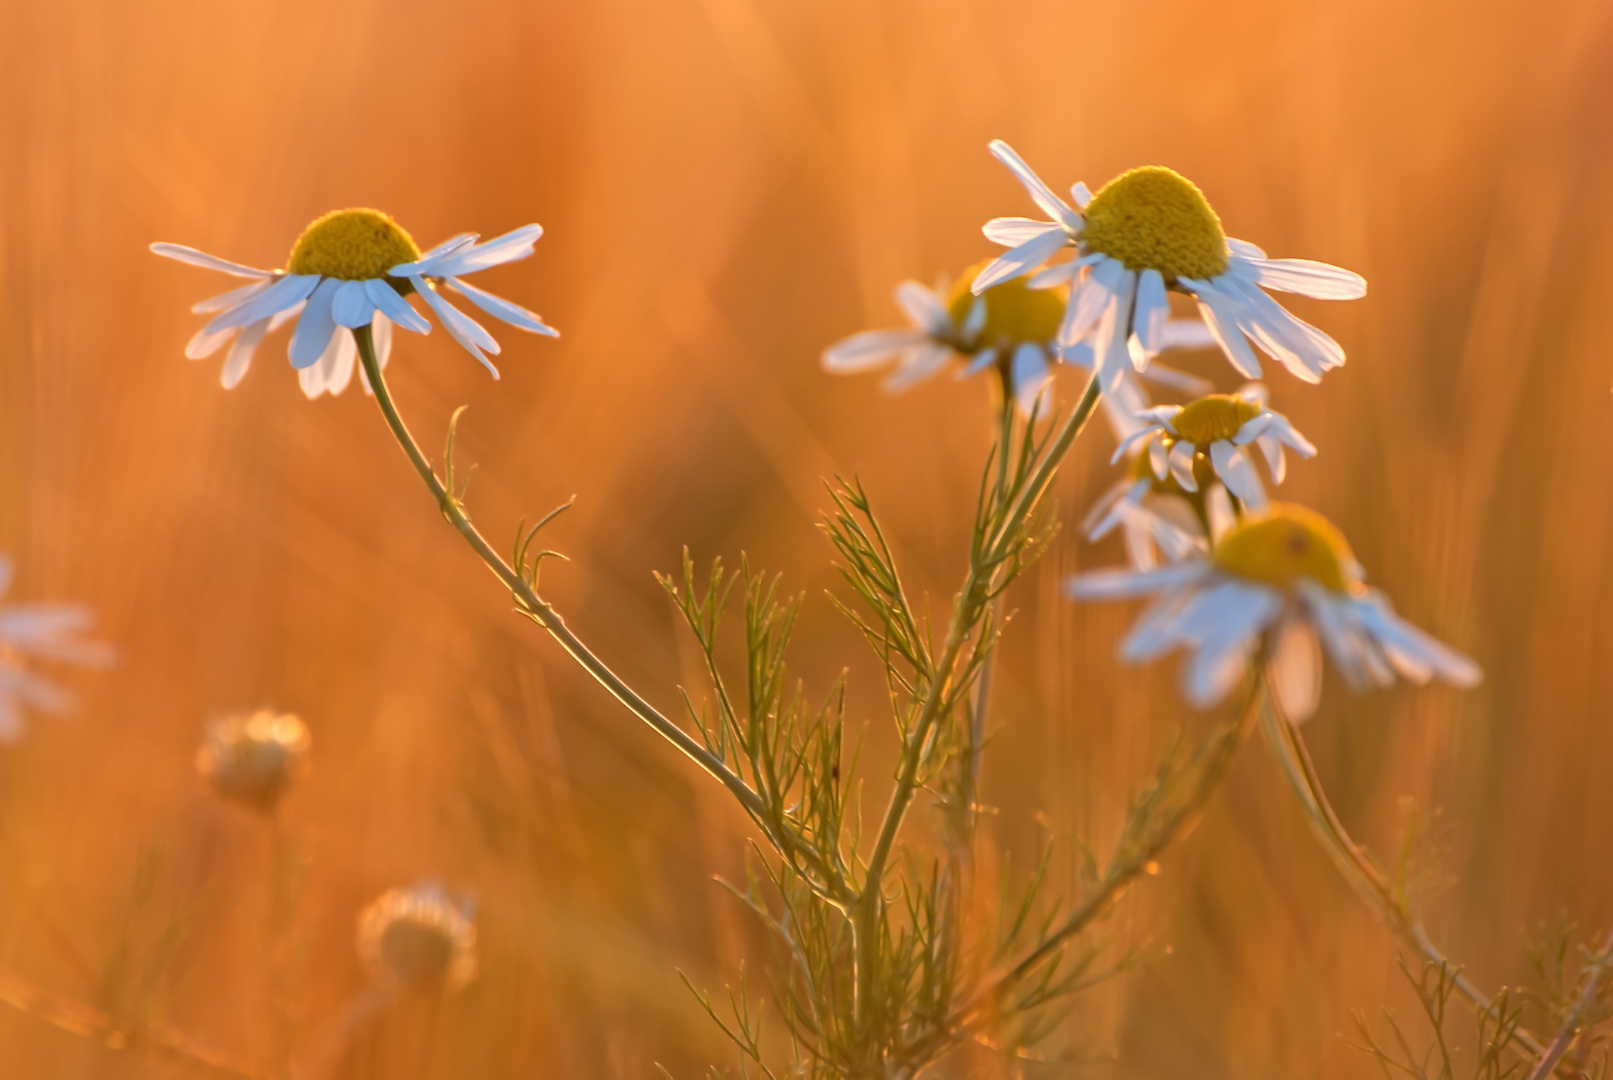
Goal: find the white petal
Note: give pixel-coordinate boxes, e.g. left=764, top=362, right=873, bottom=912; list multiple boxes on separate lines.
left=1133, top=269, right=1169, bottom=357
left=1056, top=337, right=1095, bottom=371
left=885, top=343, right=952, bottom=391
left=1028, top=262, right=1078, bottom=289
left=289, top=278, right=341, bottom=370
left=1258, top=433, right=1287, bottom=484
left=956, top=346, right=999, bottom=378
left=191, top=280, right=271, bottom=315
left=987, top=140, right=1082, bottom=231
left=1190, top=286, right=1263, bottom=379
left=186, top=323, right=239, bottom=361
left=325, top=330, right=358, bottom=396
left=1148, top=434, right=1170, bottom=480
left=1138, top=362, right=1213, bottom=396
left=1353, top=593, right=1482, bottom=688
left=412, top=276, right=501, bottom=376
left=220, top=318, right=270, bottom=389
left=1010, top=343, right=1051, bottom=415
left=1061, top=257, right=1124, bottom=348
left=205, top=274, right=319, bottom=334
left=1268, top=618, right=1322, bottom=722
left=0, top=556, right=13, bottom=599
left=1066, top=561, right=1209, bottom=602
left=1157, top=319, right=1217, bottom=351
left=972, top=229, right=1068, bottom=293
left=895, top=281, right=952, bottom=337
left=1232, top=413, right=1276, bottom=446
left=983, top=217, right=1061, bottom=246
left=149, top=242, right=272, bottom=279
left=1205, top=485, right=1236, bottom=544
left=1070, top=181, right=1092, bottom=209
left=1236, top=254, right=1366, bottom=300
left=331, top=280, right=377, bottom=329
left=1093, top=270, right=1138, bottom=394
left=447, top=277, right=559, bottom=336
left=372, top=313, right=394, bottom=369
left=414, top=224, right=543, bottom=277
left=1220, top=274, right=1345, bottom=381
left=1168, top=440, right=1199, bottom=492
left=364, top=279, right=433, bottom=334
left=960, top=295, right=987, bottom=341
left=823, top=329, right=928, bottom=373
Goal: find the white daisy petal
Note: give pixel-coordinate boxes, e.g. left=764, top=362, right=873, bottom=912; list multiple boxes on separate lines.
left=447, top=277, right=559, bottom=336
left=885, top=343, right=952, bottom=391
left=1148, top=435, right=1170, bottom=480
left=206, top=273, right=320, bottom=335
left=1028, top=262, right=1078, bottom=289
left=325, top=330, right=358, bottom=396
left=1189, top=286, right=1263, bottom=379
left=1268, top=618, right=1323, bottom=722
left=415, top=224, right=543, bottom=277
left=372, top=313, right=394, bottom=370
left=956, top=346, right=999, bottom=378
left=1070, top=181, right=1092, bottom=209
left=1138, top=362, right=1213, bottom=396
left=1133, top=269, right=1169, bottom=357
left=220, top=318, right=270, bottom=389
left=1093, top=270, right=1138, bottom=394
left=150, top=242, right=272, bottom=279
left=1352, top=593, right=1482, bottom=688
left=331, top=280, right=377, bottom=330
left=192, top=280, right=271, bottom=315
left=972, top=229, right=1068, bottom=293
left=289, top=278, right=341, bottom=370
left=983, top=217, right=1063, bottom=246
left=1062, top=256, right=1124, bottom=347
left=1010, top=343, right=1051, bottom=415
left=1064, top=562, right=1208, bottom=602
left=1168, top=440, right=1199, bottom=492
left=1258, top=433, right=1287, bottom=484
left=1157, top=319, right=1217, bottom=351
left=412, top=277, right=501, bottom=377
left=186, top=324, right=239, bottom=361
left=1236, top=255, right=1366, bottom=300
left=895, top=281, right=952, bottom=337
left=987, top=140, right=1082, bottom=231
left=364, top=279, right=433, bottom=335
left=823, top=329, right=928, bottom=373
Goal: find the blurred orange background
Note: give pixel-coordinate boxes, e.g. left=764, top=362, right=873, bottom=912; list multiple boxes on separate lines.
left=2, top=0, right=1612, bottom=1076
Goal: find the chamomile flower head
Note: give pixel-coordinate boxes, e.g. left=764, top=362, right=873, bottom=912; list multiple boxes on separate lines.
left=0, top=556, right=112, bottom=741
left=1066, top=505, right=1481, bottom=721
left=1109, top=383, right=1316, bottom=507
left=822, top=263, right=1213, bottom=438
left=974, top=141, right=1366, bottom=395
left=357, top=881, right=478, bottom=993
left=151, top=210, right=558, bottom=398
left=1082, top=432, right=1218, bottom=570
left=195, top=709, right=311, bottom=813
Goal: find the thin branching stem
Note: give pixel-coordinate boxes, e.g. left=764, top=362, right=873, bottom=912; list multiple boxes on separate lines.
left=1527, top=928, right=1613, bottom=1080
left=352, top=327, right=766, bottom=821
left=1258, top=692, right=1550, bottom=1062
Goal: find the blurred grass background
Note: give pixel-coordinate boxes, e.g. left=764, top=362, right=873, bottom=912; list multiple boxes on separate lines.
left=1, top=0, right=1612, bottom=1075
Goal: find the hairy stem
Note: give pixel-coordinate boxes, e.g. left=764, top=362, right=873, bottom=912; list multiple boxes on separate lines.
left=352, top=326, right=765, bottom=821
left=1258, top=692, right=1550, bottom=1061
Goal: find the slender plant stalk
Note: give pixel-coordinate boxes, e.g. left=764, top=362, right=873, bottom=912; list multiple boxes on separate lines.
left=0, top=967, right=264, bottom=1080
left=1258, top=692, right=1550, bottom=1061
left=1527, top=928, right=1613, bottom=1080
left=352, top=326, right=764, bottom=820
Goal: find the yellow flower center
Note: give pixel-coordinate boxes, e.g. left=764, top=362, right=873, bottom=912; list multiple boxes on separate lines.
left=1212, top=504, right=1358, bottom=594
left=946, top=260, right=1066, bottom=349
left=1170, top=394, right=1262, bottom=446
left=1081, top=167, right=1228, bottom=283
left=287, top=208, right=421, bottom=281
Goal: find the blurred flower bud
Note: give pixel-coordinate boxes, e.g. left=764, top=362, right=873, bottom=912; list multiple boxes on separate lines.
left=195, top=709, right=311, bottom=812
left=356, top=881, right=478, bottom=992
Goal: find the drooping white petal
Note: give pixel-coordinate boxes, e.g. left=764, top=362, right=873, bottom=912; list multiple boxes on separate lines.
left=822, top=329, right=928, bottom=373
left=956, top=346, right=999, bottom=378
left=1219, top=273, right=1345, bottom=381
left=885, top=343, right=952, bottom=391
left=1092, top=270, right=1138, bottom=394
left=1133, top=269, right=1169, bottom=358
left=971, top=229, right=1068, bottom=293
left=1210, top=441, right=1264, bottom=504
left=1205, top=485, right=1236, bottom=544
left=1010, top=343, right=1051, bottom=415
left=986, top=140, right=1082, bottom=231
left=411, top=276, right=502, bottom=376
left=1257, top=433, right=1287, bottom=484
left=205, top=273, right=320, bottom=334
left=1028, top=262, right=1078, bottom=289
left=1233, top=254, right=1367, bottom=300
left=186, top=323, right=239, bottom=361
left=220, top=318, right=270, bottom=389
left=330, top=280, right=377, bottom=329
left=895, top=281, right=953, bottom=337
left=150, top=242, right=273, bottom=279
left=1082, top=478, right=1148, bottom=540
left=960, top=296, right=987, bottom=342
left=363, top=280, right=432, bottom=335
left=1187, top=282, right=1263, bottom=379
left=1268, top=618, right=1323, bottom=722
left=289, top=278, right=341, bottom=370
left=1061, top=256, right=1124, bottom=348
left=447, top=277, right=559, bottom=336
left=192, top=280, right=271, bottom=315
left=372, top=313, right=394, bottom=369
left=1138, top=362, right=1213, bottom=396
left=1271, top=415, right=1318, bottom=457
left=414, top=224, right=543, bottom=278
left=1352, top=592, right=1483, bottom=688
left=1232, top=413, right=1276, bottom=446
left=1157, top=319, right=1217, bottom=351
left=1070, top=181, right=1092, bottom=209
left=325, top=330, right=358, bottom=396
left=1227, top=238, right=1267, bottom=259
left=1168, top=440, right=1198, bottom=492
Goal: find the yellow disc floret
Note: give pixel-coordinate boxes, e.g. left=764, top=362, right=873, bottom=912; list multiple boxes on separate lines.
left=287, top=208, right=422, bottom=281
left=1170, top=394, right=1262, bottom=446
left=1212, top=504, right=1359, bottom=594
left=946, top=260, right=1066, bottom=349
left=1082, top=167, right=1228, bottom=283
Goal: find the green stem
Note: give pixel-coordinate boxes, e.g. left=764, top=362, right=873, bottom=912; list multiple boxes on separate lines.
left=1258, top=692, right=1549, bottom=1060
left=352, top=326, right=766, bottom=821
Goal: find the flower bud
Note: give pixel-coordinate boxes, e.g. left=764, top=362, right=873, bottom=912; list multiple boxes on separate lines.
left=195, top=709, right=311, bottom=812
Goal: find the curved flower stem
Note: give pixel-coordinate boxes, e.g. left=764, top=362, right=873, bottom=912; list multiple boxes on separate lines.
left=1257, top=692, right=1549, bottom=1061
left=352, top=327, right=765, bottom=821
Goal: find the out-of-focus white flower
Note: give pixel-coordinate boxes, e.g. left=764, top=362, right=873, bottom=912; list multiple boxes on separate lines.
left=822, top=262, right=1213, bottom=438
left=974, top=141, right=1365, bottom=394
left=1109, top=383, right=1316, bottom=508
left=151, top=209, right=557, bottom=396
left=357, top=881, right=478, bottom=993
left=0, top=556, right=112, bottom=741
left=195, top=709, right=311, bottom=812
left=1066, top=505, right=1481, bottom=721
left=1083, top=433, right=1219, bottom=570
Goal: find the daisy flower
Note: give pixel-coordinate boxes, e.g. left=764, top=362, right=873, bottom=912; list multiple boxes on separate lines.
left=1066, top=504, right=1481, bottom=721
left=1108, top=383, right=1316, bottom=508
left=195, top=709, right=312, bottom=813
left=357, top=881, right=478, bottom=992
left=973, top=141, right=1366, bottom=394
left=0, top=555, right=113, bottom=740
left=151, top=208, right=558, bottom=397
left=1082, top=433, right=1220, bottom=570
left=822, top=263, right=1213, bottom=438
